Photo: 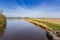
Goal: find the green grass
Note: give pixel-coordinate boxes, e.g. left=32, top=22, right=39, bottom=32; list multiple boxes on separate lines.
left=45, top=22, right=60, bottom=30
left=32, top=19, right=60, bottom=31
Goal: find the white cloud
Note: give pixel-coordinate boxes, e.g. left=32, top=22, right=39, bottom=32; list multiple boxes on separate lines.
left=2, top=1, right=60, bottom=18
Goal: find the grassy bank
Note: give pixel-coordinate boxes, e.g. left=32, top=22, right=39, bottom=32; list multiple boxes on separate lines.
left=0, top=14, right=6, bottom=27
left=25, top=18, right=60, bottom=31
left=35, top=20, right=60, bottom=31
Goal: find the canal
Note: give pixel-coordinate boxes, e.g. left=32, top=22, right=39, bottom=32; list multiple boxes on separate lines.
left=0, top=19, right=48, bottom=40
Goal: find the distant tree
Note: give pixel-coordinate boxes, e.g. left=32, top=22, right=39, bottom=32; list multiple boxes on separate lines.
left=24, top=17, right=29, bottom=19
left=41, top=17, right=46, bottom=19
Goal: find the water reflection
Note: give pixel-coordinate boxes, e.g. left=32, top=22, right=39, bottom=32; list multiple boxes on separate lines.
left=0, top=26, right=6, bottom=37
left=0, top=19, right=48, bottom=40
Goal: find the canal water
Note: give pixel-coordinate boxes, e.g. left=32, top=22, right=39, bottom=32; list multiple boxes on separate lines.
left=0, top=19, right=48, bottom=40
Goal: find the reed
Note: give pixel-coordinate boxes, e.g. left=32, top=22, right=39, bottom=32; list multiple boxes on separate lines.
left=0, top=14, right=6, bottom=27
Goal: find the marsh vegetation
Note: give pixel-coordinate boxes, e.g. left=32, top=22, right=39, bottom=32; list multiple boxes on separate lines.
left=0, top=14, right=6, bottom=27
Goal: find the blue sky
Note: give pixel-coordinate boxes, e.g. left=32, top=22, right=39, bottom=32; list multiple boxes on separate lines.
left=0, top=0, right=60, bottom=18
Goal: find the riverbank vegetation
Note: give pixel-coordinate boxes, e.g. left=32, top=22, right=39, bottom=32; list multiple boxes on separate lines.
left=33, top=20, right=60, bottom=31
left=0, top=13, right=6, bottom=27
left=25, top=18, right=60, bottom=31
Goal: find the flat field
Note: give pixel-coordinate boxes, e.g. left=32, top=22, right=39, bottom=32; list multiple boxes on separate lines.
left=36, top=18, right=60, bottom=24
